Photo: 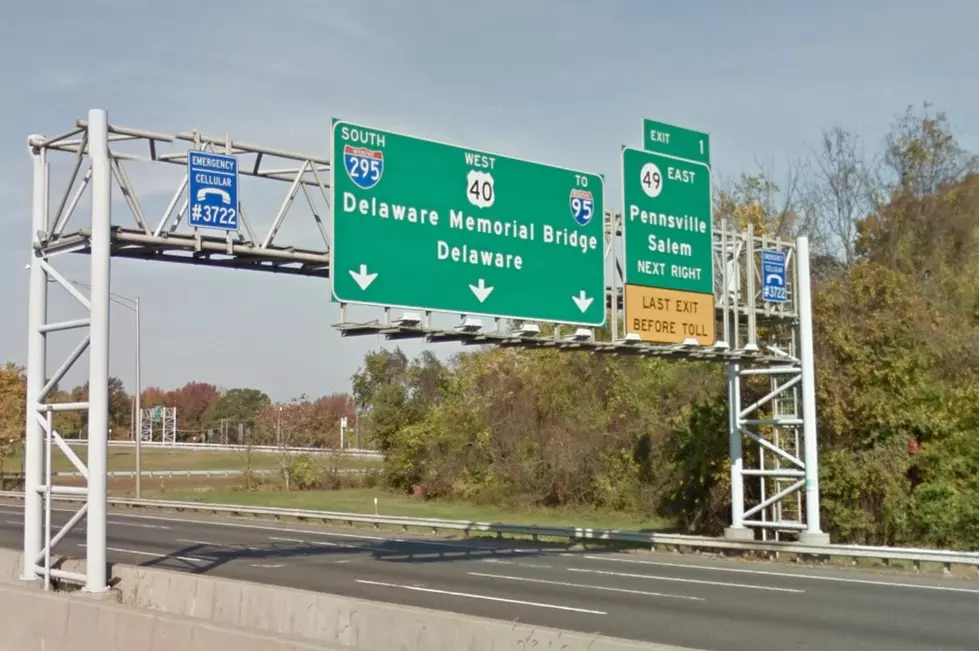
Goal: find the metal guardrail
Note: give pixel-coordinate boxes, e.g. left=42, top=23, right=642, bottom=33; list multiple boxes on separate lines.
left=1, top=491, right=976, bottom=570
left=64, top=439, right=385, bottom=460
left=50, top=468, right=368, bottom=478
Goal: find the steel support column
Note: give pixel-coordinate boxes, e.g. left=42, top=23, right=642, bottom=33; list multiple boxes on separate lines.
left=795, top=236, right=828, bottom=544
left=22, top=136, right=48, bottom=581
left=725, top=362, right=750, bottom=539
left=84, top=108, right=111, bottom=593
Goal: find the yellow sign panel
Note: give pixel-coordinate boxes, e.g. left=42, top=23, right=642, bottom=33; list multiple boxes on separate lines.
left=624, top=284, right=716, bottom=345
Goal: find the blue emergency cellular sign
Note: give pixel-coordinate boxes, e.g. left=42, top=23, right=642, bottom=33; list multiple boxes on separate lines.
left=761, top=249, right=787, bottom=303
left=188, top=152, right=239, bottom=231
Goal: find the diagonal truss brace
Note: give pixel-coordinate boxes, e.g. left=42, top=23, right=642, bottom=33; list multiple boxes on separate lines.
left=24, top=265, right=94, bottom=588
left=35, top=117, right=334, bottom=276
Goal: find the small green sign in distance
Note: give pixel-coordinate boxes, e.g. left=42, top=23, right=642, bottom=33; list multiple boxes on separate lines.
left=643, top=118, right=710, bottom=166
left=621, top=146, right=714, bottom=295
left=331, top=119, right=607, bottom=327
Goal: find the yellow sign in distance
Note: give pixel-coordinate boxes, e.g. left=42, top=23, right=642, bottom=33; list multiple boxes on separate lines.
left=623, top=284, right=716, bottom=345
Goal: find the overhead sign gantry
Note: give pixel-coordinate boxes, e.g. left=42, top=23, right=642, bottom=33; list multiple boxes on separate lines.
left=20, top=108, right=828, bottom=597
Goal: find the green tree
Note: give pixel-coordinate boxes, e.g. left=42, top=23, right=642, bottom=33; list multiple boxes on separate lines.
left=351, top=348, right=450, bottom=455
left=210, top=388, right=271, bottom=425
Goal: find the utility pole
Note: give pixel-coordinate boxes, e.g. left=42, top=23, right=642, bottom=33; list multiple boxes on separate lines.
left=134, top=296, right=141, bottom=499
left=68, top=279, right=141, bottom=497
left=276, top=406, right=282, bottom=447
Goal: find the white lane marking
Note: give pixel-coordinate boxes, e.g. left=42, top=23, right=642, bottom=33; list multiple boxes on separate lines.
left=295, top=529, right=386, bottom=541
left=109, top=520, right=171, bottom=530
left=481, top=558, right=553, bottom=570
left=392, top=538, right=495, bottom=551
left=176, top=538, right=261, bottom=551
left=118, top=510, right=390, bottom=540
left=8, top=516, right=168, bottom=531
left=355, top=579, right=606, bottom=614
left=269, top=536, right=374, bottom=553
left=567, top=567, right=805, bottom=593
left=177, top=538, right=227, bottom=547
left=8, top=504, right=978, bottom=595
left=250, top=563, right=285, bottom=568
left=468, top=571, right=705, bottom=602
left=0, top=506, right=570, bottom=557
left=582, top=555, right=979, bottom=594
left=314, top=540, right=375, bottom=553
left=1, top=505, right=390, bottom=541
left=401, top=540, right=563, bottom=556
left=0, top=506, right=551, bottom=556
left=78, top=543, right=204, bottom=564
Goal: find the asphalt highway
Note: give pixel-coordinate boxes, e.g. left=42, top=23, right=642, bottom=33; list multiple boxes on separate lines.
left=0, top=501, right=977, bottom=651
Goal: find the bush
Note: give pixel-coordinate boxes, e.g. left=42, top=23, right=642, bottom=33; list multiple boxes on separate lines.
left=281, top=453, right=320, bottom=491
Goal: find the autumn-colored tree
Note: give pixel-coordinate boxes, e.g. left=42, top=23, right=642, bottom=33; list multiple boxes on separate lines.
left=250, top=396, right=333, bottom=490
left=140, top=386, right=170, bottom=410
left=0, top=363, right=27, bottom=478
left=49, top=377, right=131, bottom=440
left=313, top=392, right=357, bottom=439
left=168, top=381, right=221, bottom=434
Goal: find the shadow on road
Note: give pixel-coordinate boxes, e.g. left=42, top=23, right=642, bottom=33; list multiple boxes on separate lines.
left=135, top=527, right=649, bottom=576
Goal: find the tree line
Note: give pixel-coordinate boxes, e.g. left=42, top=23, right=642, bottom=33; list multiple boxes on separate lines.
left=351, top=102, right=979, bottom=550
left=0, top=366, right=357, bottom=455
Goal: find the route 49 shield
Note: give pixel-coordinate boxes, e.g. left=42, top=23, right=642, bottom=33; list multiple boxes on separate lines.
left=343, top=145, right=384, bottom=190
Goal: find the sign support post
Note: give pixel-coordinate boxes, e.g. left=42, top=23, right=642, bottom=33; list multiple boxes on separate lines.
left=796, top=236, right=827, bottom=544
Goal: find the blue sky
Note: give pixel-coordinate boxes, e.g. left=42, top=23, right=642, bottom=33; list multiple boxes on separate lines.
left=1, top=0, right=977, bottom=402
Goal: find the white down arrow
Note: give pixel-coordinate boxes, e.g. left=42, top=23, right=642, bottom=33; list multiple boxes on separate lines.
left=572, top=290, right=594, bottom=313
left=469, top=279, right=494, bottom=303
left=349, top=264, right=378, bottom=290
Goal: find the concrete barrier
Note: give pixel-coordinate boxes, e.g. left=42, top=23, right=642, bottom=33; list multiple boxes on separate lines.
left=0, top=581, right=359, bottom=651
left=1, top=548, right=700, bottom=650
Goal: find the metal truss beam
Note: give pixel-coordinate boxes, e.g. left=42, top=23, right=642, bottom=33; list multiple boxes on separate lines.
left=33, top=117, right=333, bottom=274
left=335, top=320, right=778, bottom=363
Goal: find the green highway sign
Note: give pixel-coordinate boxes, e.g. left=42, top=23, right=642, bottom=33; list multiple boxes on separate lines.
left=621, top=146, right=714, bottom=295
left=330, top=119, right=606, bottom=326
left=643, top=118, right=711, bottom=166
